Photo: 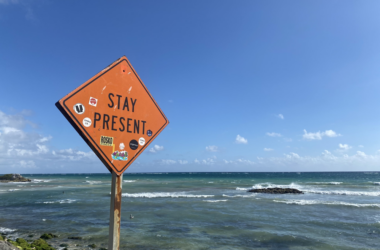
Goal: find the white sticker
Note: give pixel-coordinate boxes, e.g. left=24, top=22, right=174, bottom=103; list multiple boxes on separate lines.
left=74, top=103, right=85, bottom=114
left=89, top=97, right=98, bottom=107
left=83, top=117, right=92, bottom=127
left=138, top=137, right=145, bottom=146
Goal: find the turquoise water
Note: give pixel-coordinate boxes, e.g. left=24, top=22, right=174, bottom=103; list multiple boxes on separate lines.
left=1, top=172, right=380, bottom=249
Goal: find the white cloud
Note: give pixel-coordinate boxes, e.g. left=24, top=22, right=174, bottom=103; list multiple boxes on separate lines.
left=235, top=135, right=248, bottom=144
left=303, top=129, right=341, bottom=140
left=160, top=159, right=176, bottom=165
left=324, top=130, right=340, bottom=138
left=149, top=145, right=164, bottom=153
left=266, top=132, right=282, bottom=137
left=359, top=145, right=364, bottom=148
left=0, top=109, right=98, bottom=173
left=277, top=114, right=284, bottom=119
left=178, top=160, right=188, bottom=164
left=339, top=144, right=352, bottom=151
left=223, top=159, right=255, bottom=165
left=206, top=145, right=218, bottom=152
left=264, top=148, right=273, bottom=151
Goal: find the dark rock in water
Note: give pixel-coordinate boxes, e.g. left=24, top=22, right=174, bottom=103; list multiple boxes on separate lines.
left=247, top=188, right=304, bottom=194
left=88, top=243, right=97, bottom=248
left=40, top=233, right=58, bottom=240
left=0, top=174, right=31, bottom=183
left=68, top=236, right=83, bottom=240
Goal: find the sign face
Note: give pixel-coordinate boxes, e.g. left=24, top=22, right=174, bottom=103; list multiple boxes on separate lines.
left=56, top=56, right=169, bottom=175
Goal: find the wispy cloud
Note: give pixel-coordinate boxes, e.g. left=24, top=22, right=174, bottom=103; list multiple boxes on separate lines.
left=206, top=145, right=218, bottom=152
left=266, top=132, right=282, bottom=137
left=277, top=114, right=284, bottom=119
left=338, top=144, right=352, bottom=151
left=303, top=129, right=341, bottom=140
left=264, top=148, right=273, bottom=151
left=149, top=145, right=164, bottom=153
left=235, top=135, right=248, bottom=144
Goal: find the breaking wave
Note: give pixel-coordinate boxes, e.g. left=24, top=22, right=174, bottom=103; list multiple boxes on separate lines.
left=236, top=182, right=302, bottom=191
left=121, top=192, right=214, bottom=198
left=85, top=181, right=102, bottom=184
left=273, top=199, right=380, bottom=208
left=303, top=189, right=380, bottom=196
left=0, top=227, right=16, bottom=233
left=33, top=179, right=52, bottom=183
left=40, top=199, right=76, bottom=204
left=307, top=182, right=342, bottom=185
left=222, top=194, right=256, bottom=198
left=203, top=200, right=227, bottom=202
left=124, top=180, right=136, bottom=183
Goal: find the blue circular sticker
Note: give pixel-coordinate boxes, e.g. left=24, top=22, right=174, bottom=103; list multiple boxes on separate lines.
left=147, top=130, right=152, bottom=137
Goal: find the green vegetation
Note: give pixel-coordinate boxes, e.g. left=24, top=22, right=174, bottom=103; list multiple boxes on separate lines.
left=0, top=174, right=13, bottom=180
left=3, top=235, right=57, bottom=250
left=31, top=238, right=56, bottom=250
left=40, top=233, right=58, bottom=240
left=0, top=235, right=4, bottom=241
left=88, top=243, right=97, bottom=248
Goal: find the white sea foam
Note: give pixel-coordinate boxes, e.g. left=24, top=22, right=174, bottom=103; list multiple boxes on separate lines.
left=85, top=181, right=102, bottom=184
left=222, top=194, right=255, bottom=198
left=236, top=182, right=302, bottom=191
left=208, top=182, right=214, bottom=183
left=203, top=200, right=228, bottom=202
left=121, top=192, right=214, bottom=198
left=371, top=182, right=380, bottom=185
left=33, top=179, right=52, bottom=183
left=303, top=189, right=380, bottom=196
left=8, top=189, right=20, bottom=192
left=123, top=180, right=136, bottom=183
left=0, top=227, right=16, bottom=233
left=273, top=199, right=380, bottom=208
left=41, top=199, right=76, bottom=204
left=308, top=182, right=342, bottom=185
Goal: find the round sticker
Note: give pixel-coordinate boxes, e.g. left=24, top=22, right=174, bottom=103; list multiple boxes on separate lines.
left=73, top=103, right=85, bottom=114
left=139, top=137, right=145, bottom=146
left=83, top=117, right=92, bottom=127
left=129, top=140, right=138, bottom=150
left=147, top=130, right=152, bottom=137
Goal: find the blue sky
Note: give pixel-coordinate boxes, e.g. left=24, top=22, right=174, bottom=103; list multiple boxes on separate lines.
left=1, top=0, right=380, bottom=173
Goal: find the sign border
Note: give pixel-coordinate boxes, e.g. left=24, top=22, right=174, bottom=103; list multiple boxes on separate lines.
left=56, top=57, right=169, bottom=174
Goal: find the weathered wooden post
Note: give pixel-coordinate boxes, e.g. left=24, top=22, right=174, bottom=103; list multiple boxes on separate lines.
left=109, top=172, right=123, bottom=250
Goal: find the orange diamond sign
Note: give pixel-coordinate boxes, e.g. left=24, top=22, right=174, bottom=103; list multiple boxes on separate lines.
left=56, top=56, right=169, bottom=175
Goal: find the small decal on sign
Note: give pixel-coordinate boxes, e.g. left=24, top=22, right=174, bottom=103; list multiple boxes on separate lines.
left=83, top=117, right=92, bottom=127
left=139, top=137, right=145, bottom=146
left=74, top=103, right=85, bottom=114
left=147, top=130, right=152, bottom=137
left=112, top=143, right=128, bottom=161
left=89, top=97, right=98, bottom=107
left=100, top=136, right=113, bottom=146
left=129, top=139, right=138, bottom=150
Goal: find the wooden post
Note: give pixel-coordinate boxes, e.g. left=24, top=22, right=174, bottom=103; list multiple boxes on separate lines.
left=108, top=171, right=123, bottom=250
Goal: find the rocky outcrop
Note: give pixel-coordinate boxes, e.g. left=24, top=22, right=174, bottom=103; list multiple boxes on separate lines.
left=0, top=174, right=31, bottom=183
left=0, top=241, right=19, bottom=250
left=247, top=188, right=303, bottom=194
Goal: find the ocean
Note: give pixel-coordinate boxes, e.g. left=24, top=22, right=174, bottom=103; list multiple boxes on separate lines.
left=0, top=172, right=379, bottom=250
